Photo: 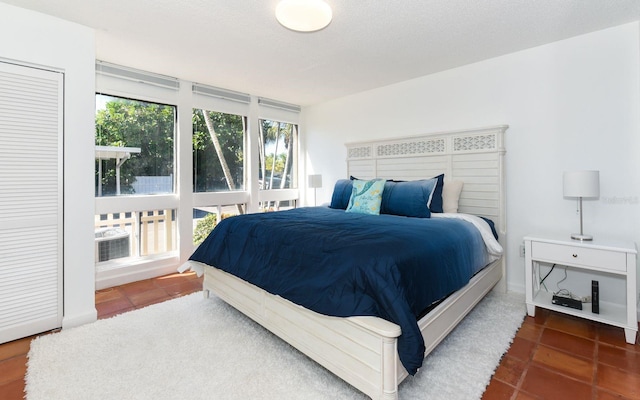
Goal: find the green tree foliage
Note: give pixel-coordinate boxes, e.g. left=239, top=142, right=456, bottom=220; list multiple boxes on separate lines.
left=95, top=95, right=294, bottom=199
left=193, top=213, right=217, bottom=245
left=192, top=110, right=245, bottom=192
left=264, top=153, right=287, bottom=175
left=95, top=96, right=175, bottom=196
left=259, top=119, right=294, bottom=189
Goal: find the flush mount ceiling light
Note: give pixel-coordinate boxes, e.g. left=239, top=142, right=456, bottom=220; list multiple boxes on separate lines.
left=275, top=0, right=333, bottom=32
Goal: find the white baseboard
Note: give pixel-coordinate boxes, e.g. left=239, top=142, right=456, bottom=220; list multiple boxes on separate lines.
left=95, top=255, right=180, bottom=290
left=506, top=281, right=525, bottom=295
left=62, top=309, right=97, bottom=329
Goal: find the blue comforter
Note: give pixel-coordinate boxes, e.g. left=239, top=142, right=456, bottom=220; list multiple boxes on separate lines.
left=190, top=207, right=491, bottom=375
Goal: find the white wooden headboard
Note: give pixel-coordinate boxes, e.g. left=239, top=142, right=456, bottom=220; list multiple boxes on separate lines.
left=345, top=125, right=508, bottom=241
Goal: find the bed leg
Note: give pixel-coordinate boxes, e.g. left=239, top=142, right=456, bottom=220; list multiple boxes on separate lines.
left=381, top=337, right=399, bottom=400
left=203, top=288, right=210, bottom=299
left=381, top=390, right=398, bottom=400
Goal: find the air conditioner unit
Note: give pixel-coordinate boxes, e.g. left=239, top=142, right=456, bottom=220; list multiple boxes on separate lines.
left=95, top=228, right=130, bottom=262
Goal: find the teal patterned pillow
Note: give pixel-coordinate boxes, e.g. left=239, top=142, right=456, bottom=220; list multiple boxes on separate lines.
left=345, top=179, right=386, bottom=215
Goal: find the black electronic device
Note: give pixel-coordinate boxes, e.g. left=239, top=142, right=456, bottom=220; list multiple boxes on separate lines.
left=592, top=280, right=599, bottom=314
left=552, top=294, right=583, bottom=310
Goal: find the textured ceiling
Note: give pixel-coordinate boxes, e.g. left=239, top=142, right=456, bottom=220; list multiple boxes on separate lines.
left=2, top=0, right=639, bottom=106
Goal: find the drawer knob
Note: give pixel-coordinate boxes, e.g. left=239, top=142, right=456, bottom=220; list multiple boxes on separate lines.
left=572, top=253, right=578, bottom=258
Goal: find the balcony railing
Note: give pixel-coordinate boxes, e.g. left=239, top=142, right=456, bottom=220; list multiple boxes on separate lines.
left=94, top=209, right=176, bottom=262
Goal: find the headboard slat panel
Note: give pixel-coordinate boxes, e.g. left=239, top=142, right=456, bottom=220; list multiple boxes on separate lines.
left=345, top=125, right=508, bottom=240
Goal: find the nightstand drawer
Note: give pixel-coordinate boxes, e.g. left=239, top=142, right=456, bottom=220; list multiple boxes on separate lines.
left=531, top=242, right=627, bottom=272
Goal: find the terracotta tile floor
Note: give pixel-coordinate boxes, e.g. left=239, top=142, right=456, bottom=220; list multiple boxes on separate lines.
left=483, top=308, right=640, bottom=400
left=1, top=280, right=639, bottom=400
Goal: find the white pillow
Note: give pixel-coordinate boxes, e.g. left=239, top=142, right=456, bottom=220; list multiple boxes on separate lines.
left=442, top=180, right=464, bottom=213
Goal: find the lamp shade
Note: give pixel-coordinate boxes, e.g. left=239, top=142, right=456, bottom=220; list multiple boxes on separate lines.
left=308, top=174, right=322, bottom=189
left=563, top=170, right=600, bottom=198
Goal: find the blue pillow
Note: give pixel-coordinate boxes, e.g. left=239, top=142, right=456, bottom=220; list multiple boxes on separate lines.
left=345, top=179, right=385, bottom=215
left=429, top=174, right=445, bottom=213
left=331, top=175, right=444, bottom=215
left=480, top=217, right=499, bottom=240
left=329, top=179, right=353, bottom=209
left=381, top=179, right=436, bottom=218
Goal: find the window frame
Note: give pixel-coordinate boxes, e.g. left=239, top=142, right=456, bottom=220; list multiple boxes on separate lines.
left=95, top=64, right=182, bottom=287
left=191, top=89, right=249, bottom=194
left=256, top=99, right=300, bottom=208
left=94, top=62, right=302, bottom=289
left=95, top=93, right=177, bottom=197
left=190, top=84, right=252, bottom=229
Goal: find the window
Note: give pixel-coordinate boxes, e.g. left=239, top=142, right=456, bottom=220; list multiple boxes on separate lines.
left=258, top=119, right=298, bottom=211
left=95, top=94, right=176, bottom=196
left=92, top=62, right=302, bottom=288
left=192, top=109, right=246, bottom=192
left=258, top=119, right=297, bottom=191
left=94, top=93, right=178, bottom=272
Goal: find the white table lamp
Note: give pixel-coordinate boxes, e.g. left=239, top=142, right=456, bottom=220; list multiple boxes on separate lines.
left=308, top=174, right=322, bottom=206
left=563, top=170, right=599, bottom=241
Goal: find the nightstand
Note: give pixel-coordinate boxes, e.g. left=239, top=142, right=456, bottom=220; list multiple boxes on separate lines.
left=524, top=234, right=638, bottom=344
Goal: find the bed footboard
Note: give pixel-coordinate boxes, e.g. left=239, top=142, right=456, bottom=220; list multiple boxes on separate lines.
left=203, top=265, right=403, bottom=400
left=198, top=256, right=502, bottom=399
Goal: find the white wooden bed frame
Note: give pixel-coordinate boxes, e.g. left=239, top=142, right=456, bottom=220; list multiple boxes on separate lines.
left=197, top=125, right=508, bottom=399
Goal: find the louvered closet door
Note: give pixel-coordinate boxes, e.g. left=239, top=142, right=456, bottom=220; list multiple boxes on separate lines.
left=0, top=61, right=63, bottom=344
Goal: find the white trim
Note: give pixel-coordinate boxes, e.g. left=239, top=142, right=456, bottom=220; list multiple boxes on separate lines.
left=258, top=97, right=301, bottom=112
left=96, top=255, right=180, bottom=290
left=96, top=61, right=179, bottom=90
left=61, top=309, right=97, bottom=330
left=96, top=62, right=180, bottom=106
left=192, top=191, right=251, bottom=208
left=95, top=194, right=179, bottom=215
left=257, top=188, right=299, bottom=202
left=193, top=83, right=250, bottom=103
left=258, top=97, right=301, bottom=123
left=192, top=83, right=250, bottom=116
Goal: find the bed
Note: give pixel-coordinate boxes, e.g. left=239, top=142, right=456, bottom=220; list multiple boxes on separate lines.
left=180, top=125, right=508, bottom=399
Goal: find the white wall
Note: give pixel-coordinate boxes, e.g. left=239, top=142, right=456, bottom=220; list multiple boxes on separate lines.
left=302, top=23, right=640, bottom=299
left=0, top=4, right=97, bottom=328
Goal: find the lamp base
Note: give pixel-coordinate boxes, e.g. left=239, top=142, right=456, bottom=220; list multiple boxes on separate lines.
left=571, top=233, right=593, bottom=241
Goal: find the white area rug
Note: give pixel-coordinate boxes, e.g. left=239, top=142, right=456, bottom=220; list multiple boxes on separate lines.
left=26, top=290, right=524, bottom=400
